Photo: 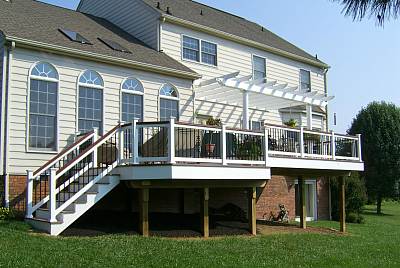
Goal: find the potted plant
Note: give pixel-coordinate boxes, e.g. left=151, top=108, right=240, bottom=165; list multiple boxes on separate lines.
left=284, top=118, right=297, bottom=128
left=204, top=117, right=222, bottom=156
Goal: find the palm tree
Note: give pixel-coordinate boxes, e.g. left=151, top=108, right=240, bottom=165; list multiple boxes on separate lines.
left=333, top=0, right=400, bottom=25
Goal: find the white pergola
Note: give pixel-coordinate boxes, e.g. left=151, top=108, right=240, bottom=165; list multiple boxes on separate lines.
left=194, top=72, right=334, bottom=129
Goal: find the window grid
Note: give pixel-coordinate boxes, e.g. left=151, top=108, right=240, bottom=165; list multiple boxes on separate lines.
left=182, top=36, right=217, bottom=66
left=160, top=98, right=179, bottom=122
left=78, top=86, right=103, bottom=133
left=29, top=78, right=58, bottom=150
left=122, top=93, right=143, bottom=122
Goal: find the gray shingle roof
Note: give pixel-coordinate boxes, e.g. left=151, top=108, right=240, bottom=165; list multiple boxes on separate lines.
left=0, top=0, right=198, bottom=78
left=142, top=0, right=327, bottom=66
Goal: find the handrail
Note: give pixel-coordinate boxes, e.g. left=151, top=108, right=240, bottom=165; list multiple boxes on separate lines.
left=56, top=124, right=120, bottom=178
left=33, top=130, right=95, bottom=177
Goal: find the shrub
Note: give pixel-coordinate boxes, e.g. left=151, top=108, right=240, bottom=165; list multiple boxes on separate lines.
left=331, top=173, right=367, bottom=223
left=0, top=207, right=14, bottom=221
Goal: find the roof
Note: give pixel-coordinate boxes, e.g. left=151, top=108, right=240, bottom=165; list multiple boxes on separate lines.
left=142, top=0, right=327, bottom=67
left=0, top=0, right=199, bottom=79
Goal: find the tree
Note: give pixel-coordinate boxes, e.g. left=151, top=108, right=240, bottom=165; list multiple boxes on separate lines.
left=333, top=0, right=400, bottom=25
left=349, top=102, right=400, bottom=214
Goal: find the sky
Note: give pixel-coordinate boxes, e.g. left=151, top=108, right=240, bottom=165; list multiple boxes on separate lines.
left=39, top=0, right=400, bottom=133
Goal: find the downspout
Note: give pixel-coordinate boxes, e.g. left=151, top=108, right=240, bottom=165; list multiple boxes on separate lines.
left=3, top=41, right=14, bottom=208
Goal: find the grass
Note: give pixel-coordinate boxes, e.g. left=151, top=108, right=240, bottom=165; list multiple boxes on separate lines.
left=1, top=202, right=400, bottom=267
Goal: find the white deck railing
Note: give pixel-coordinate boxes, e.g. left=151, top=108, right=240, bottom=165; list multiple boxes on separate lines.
left=119, top=119, right=362, bottom=166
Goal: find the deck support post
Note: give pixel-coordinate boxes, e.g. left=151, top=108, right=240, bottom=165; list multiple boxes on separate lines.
left=299, top=176, right=307, bottom=229
left=248, top=187, right=257, bottom=235
left=139, top=188, right=149, bottom=237
left=200, top=187, right=209, bottom=238
left=339, top=176, right=346, bottom=233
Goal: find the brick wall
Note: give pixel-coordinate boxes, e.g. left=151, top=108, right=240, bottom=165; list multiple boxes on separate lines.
left=317, top=177, right=330, bottom=220
left=256, top=176, right=296, bottom=220
left=9, top=175, right=27, bottom=212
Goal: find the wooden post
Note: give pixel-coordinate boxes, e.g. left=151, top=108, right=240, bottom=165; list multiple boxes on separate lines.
left=200, top=188, right=209, bottom=238
left=139, top=188, right=149, bottom=237
left=299, top=176, right=307, bottom=229
left=248, top=187, right=257, bottom=235
left=339, top=176, right=346, bottom=233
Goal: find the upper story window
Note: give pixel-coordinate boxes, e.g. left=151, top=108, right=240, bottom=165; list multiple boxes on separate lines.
left=182, top=35, right=217, bottom=66
left=78, top=70, right=104, bottom=134
left=29, top=62, right=58, bottom=151
left=250, top=120, right=263, bottom=131
left=253, top=55, right=266, bottom=80
left=159, top=84, right=179, bottom=121
left=121, top=78, right=144, bottom=122
left=300, top=69, right=311, bottom=92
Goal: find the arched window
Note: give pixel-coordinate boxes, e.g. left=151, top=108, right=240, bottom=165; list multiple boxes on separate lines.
left=159, top=84, right=179, bottom=121
left=78, top=70, right=103, bottom=133
left=121, top=78, right=144, bottom=122
left=29, top=62, right=58, bottom=150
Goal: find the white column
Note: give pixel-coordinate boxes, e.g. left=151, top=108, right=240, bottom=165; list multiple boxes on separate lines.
left=357, top=134, right=362, bottom=162
left=49, top=168, right=57, bottom=223
left=132, top=120, right=139, bottom=165
left=4, top=174, right=9, bottom=208
left=300, top=126, right=305, bottom=158
left=221, top=124, right=227, bottom=165
left=26, top=171, right=33, bottom=218
left=306, top=104, right=313, bottom=130
left=243, top=91, right=249, bottom=129
left=168, top=118, right=176, bottom=164
left=331, top=131, right=336, bottom=160
left=264, top=127, right=269, bottom=166
left=92, top=127, right=99, bottom=168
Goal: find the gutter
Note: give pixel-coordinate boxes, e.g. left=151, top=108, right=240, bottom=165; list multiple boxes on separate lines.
left=5, top=36, right=201, bottom=81
left=2, top=41, right=14, bottom=208
left=161, top=15, right=331, bottom=69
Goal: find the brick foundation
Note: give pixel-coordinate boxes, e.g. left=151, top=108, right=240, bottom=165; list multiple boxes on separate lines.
left=317, top=177, right=330, bottom=220
left=9, top=175, right=27, bottom=212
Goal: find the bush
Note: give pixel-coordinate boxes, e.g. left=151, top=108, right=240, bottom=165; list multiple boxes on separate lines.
left=0, top=207, right=14, bottom=221
left=331, top=173, right=367, bottom=223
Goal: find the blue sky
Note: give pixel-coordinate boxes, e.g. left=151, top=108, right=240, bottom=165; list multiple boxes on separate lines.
left=39, top=0, right=400, bottom=133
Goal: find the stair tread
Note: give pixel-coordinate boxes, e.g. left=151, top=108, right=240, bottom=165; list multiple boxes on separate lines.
left=26, top=217, right=63, bottom=225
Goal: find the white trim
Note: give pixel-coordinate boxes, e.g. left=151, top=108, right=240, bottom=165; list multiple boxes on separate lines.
left=294, top=179, right=318, bottom=221
left=158, top=83, right=180, bottom=121
left=26, top=61, right=60, bottom=153
left=120, top=77, right=145, bottom=122
left=181, top=34, right=218, bottom=67
left=251, top=54, right=267, bottom=80
left=299, top=68, right=312, bottom=93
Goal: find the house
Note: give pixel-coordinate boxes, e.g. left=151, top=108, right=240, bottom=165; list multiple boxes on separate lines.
left=0, top=0, right=364, bottom=237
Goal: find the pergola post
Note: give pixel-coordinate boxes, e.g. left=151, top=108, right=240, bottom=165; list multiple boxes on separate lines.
left=139, top=188, right=149, bottom=237
left=200, top=188, right=209, bottom=238
left=248, top=187, right=257, bottom=235
left=243, top=91, right=249, bottom=129
left=339, top=176, right=346, bottom=233
left=299, top=176, right=307, bottom=229
left=306, top=104, right=313, bottom=130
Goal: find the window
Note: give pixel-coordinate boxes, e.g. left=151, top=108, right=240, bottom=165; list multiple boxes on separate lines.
left=78, top=70, right=103, bottom=133
left=250, top=120, right=263, bottom=131
left=201, top=41, right=217, bottom=66
left=121, top=78, right=144, bottom=122
left=183, top=36, right=200, bottom=62
left=29, top=62, right=58, bottom=151
left=99, top=38, right=131, bottom=53
left=59, top=29, right=92, bottom=45
left=159, top=84, right=179, bottom=121
left=295, top=180, right=317, bottom=221
left=182, top=36, right=218, bottom=66
left=300, top=69, right=311, bottom=92
left=253, top=55, right=266, bottom=80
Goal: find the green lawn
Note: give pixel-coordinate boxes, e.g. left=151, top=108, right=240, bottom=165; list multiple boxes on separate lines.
left=1, top=202, right=399, bottom=268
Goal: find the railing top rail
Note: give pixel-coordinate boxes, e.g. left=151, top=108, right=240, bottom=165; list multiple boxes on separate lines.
left=33, top=130, right=95, bottom=177
left=225, top=128, right=264, bottom=136
left=225, top=126, right=263, bottom=134
left=56, top=124, right=120, bottom=178
left=175, top=121, right=221, bottom=130
left=335, top=134, right=359, bottom=140
left=266, top=125, right=301, bottom=133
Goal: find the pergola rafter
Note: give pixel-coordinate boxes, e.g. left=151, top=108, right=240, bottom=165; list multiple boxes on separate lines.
left=195, top=72, right=334, bottom=129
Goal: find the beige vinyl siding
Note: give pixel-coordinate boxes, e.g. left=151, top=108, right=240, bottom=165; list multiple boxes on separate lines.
left=7, top=48, right=193, bottom=174
left=162, top=22, right=326, bottom=129
left=78, top=0, right=159, bottom=49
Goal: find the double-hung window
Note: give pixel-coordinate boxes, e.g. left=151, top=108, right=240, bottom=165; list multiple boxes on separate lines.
left=253, top=55, right=266, bottom=80
left=78, top=70, right=104, bottom=134
left=300, top=69, right=311, bottom=92
left=121, top=78, right=144, bottom=122
left=250, top=120, right=263, bottom=131
left=159, top=84, right=179, bottom=121
left=182, top=36, right=217, bottom=66
left=29, top=62, right=58, bottom=151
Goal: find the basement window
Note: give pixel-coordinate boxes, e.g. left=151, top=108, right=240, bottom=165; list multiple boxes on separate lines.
left=59, top=29, right=92, bottom=45
left=99, top=38, right=131, bottom=53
